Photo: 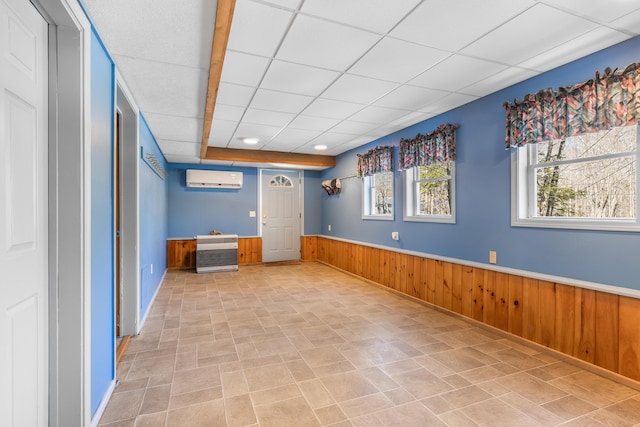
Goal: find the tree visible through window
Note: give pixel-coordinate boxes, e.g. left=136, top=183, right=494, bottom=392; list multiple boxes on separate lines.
left=364, top=172, right=393, bottom=218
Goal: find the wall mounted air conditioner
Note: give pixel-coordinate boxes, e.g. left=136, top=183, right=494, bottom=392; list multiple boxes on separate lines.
left=186, top=169, right=243, bottom=189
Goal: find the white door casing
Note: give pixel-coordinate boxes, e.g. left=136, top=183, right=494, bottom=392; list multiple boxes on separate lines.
left=261, top=170, right=301, bottom=263
left=0, top=0, right=48, bottom=424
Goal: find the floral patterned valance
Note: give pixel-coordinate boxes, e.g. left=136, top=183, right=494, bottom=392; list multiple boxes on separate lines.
left=357, top=146, right=393, bottom=177
left=503, top=62, right=640, bottom=148
left=398, top=123, right=459, bottom=170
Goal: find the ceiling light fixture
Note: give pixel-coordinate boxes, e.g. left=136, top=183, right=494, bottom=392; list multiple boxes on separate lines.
left=314, top=144, right=328, bottom=151
left=241, top=137, right=259, bottom=145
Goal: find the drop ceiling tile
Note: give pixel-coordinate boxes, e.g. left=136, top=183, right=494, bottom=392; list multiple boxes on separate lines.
left=373, top=85, right=449, bottom=111
left=276, top=14, right=381, bottom=71
left=608, top=8, right=640, bottom=34
left=300, top=0, right=422, bottom=33
left=461, top=67, right=538, bottom=97
left=385, top=111, right=436, bottom=130
left=115, top=56, right=207, bottom=118
left=215, top=82, right=255, bottom=108
left=288, top=114, right=342, bottom=131
left=419, top=93, right=479, bottom=115
left=227, top=0, right=294, bottom=57
left=303, top=98, right=365, bottom=120
left=259, top=0, right=303, bottom=10
left=250, top=88, right=314, bottom=113
left=144, top=113, right=203, bottom=142
left=260, top=60, right=340, bottom=96
left=409, top=55, right=508, bottom=92
left=322, top=74, right=399, bottom=104
left=213, top=104, right=246, bottom=122
left=220, top=51, right=271, bottom=86
left=84, top=0, right=215, bottom=68
left=390, top=0, right=535, bottom=51
left=242, top=108, right=296, bottom=127
left=157, top=139, right=200, bottom=156
left=348, top=105, right=412, bottom=124
left=165, top=154, right=201, bottom=164
left=311, top=132, right=359, bottom=146
left=231, top=122, right=283, bottom=145
left=208, top=120, right=239, bottom=147
left=460, top=4, right=598, bottom=65
left=267, top=128, right=323, bottom=147
left=329, top=120, right=381, bottom=135
left=541, top=0, right=640, bottom=24
left=349, top=37, right=450, bottom=83
left=518, top=27, right=631, bottom=72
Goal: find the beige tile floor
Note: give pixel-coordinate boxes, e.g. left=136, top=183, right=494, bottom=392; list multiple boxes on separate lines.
left=99, top=262, right=640, bottom=426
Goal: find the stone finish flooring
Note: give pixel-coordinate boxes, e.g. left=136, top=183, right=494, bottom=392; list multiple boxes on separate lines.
left=99, top=262, right=640, bottom=426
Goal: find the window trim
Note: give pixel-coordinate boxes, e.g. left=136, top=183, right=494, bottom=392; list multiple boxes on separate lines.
left=511, top=130, right=640, bottom=232
left=403, top=163, right=456, bottom=224
left=362, top=172, right=395, bottom=221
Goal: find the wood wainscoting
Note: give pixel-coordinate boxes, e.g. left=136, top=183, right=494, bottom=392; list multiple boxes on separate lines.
left=167, top=237, right=262, bottom=269
left=300, top=235, right=640, bottom=384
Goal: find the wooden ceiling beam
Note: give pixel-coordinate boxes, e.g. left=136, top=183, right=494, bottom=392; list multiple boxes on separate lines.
left=205, top=147, right=336, bottom=168
left=200, top=0, right=236, bottom=159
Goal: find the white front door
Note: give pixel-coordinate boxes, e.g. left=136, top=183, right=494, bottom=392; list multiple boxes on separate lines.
left=0, top=0, right=48, bottom=424
left=261, top=170, right=301, bottom=263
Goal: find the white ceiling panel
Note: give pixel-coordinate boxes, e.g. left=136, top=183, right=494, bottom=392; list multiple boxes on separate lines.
left=518, top=27, right=631, bottom=72
left=215, top=82, right=255, bottom=108
left=348, top=105, right=413, bottom=125
left=374, top=85, right=449, bottom=111
left=300, top=0, right=422, bottom=34
left=288, top=115, right=342, bottom=132
left=250, top=89, right=314, bottom=114
left=85, top=0, right=640, bottom=168
left=390, top=0, right=536, bottom=52
left=226, top=0, right=294, bottom=57
left=260, top=60, right=341, bottom=96
left=208, top=120, right=239, bottom=147
left=302, top=98, right=365, bottom=120
left=144, top=113, right=203, bottom=143
left=349, top=37, right=451, bottom=83
left=164, top=154, right=201, bottom=164
left=83, top=0, right=215, bottom=68
left=410, top=55, right=508, bottom=92
left=115, top=56, right=208, bottom=118
left=322, top=74, right=399, bottom=104
left=242, top=108, right=296, bottom=127
left=213, top=104, right=246, bottom=122
left=276, top=14, right=381, bottom=71
left=461, top=4, right=598, bottom=66
left=220, top=51, right=271, bottom=87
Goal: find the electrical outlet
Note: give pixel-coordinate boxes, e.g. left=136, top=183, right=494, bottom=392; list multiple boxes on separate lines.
left=489, top=251, right=497, bottom=264
left=328, top=224, right=332, bottom=231
left=249, top=210, right=256, bottom=217
left=391, top=231, right=399, bottom=240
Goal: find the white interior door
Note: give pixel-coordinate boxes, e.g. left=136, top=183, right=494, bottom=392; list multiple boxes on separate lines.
left=0, top=0, right=48, bottom=424
left=261, top=170, right=301, bottom=263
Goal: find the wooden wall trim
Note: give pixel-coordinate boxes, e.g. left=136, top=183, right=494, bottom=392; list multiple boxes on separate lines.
left=314, top=236, right=640, bottom=384
left=312, top=235, right=640, bottom=300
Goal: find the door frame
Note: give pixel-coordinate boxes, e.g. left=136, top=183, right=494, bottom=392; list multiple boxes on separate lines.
left=33, top=0, right=93, bottom=425
left=258, top=169, right=305, bottom=261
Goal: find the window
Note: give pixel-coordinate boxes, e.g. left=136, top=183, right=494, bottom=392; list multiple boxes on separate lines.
left=363, top=172, right=394, bottom=219
left=270, top=175, right=293, bottom=187
left=404, top=163, right=455, bottom=223
left=512, top=125, right=639, bottom=231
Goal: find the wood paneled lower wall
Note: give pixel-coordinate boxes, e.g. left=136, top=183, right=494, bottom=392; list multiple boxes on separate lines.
left=305, top=236, right=640, bottom=383
left=167, top=237, right=262, bottom=269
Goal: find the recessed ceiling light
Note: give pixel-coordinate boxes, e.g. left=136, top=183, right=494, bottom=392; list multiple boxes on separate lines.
left=314, top=144, right=328, bottom=151
left=241, top=137, right=259, bottom=145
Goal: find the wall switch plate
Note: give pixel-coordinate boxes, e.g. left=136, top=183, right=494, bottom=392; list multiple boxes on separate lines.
left=328, top=225, right=331, bottom=231
left=249, top=210, right=256, bottom=217
left=150, top=263, right=153, bottom=274
left=489, top=251, right=497, bottom=264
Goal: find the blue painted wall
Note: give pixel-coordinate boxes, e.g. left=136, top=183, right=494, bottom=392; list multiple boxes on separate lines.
left=322, top=36, right=640, bottom=291
left=167, top=164, right=259, bottom=237
left=139, top=115, right=169, bottom=319
left=304, top=171, right=323, bottom=235
left=90, top=29, right=115, bottom=417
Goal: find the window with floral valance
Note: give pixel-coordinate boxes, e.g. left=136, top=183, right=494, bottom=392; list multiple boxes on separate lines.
left=503, top=62, right=640, bottom=148
left=398, top=123, right=459, bottom=170
left=357, top=146, right=393, bottom=177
